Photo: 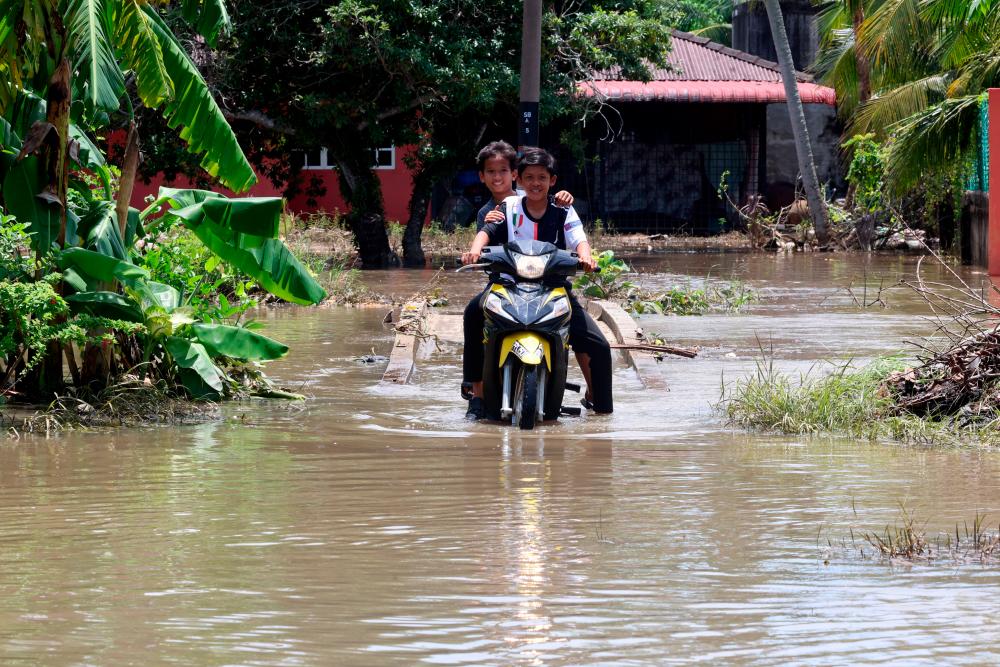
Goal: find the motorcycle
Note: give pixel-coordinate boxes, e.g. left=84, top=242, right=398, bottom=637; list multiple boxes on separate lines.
left=458, top=239, right=587, bottom=429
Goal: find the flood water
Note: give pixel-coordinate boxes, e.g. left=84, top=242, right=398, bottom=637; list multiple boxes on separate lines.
left=3, top=252, right=1000, bottom=664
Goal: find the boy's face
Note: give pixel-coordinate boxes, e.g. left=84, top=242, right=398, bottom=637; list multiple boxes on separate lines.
left=518, top=165, right=556, bottom=203
left=479, top=156, right=515, bottom=199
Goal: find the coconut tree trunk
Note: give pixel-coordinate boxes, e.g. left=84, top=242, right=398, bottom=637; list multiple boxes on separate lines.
left=402, top=166, right=433, bottom=267
left=852, top=3, right=871, bottom=103
left=763, top=0, right=831, bottom=244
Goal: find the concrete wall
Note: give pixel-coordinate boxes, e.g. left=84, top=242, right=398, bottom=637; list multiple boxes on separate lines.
left=732, top=0, right=819, bottom=72
left=764, top=103, right=843, bottom=209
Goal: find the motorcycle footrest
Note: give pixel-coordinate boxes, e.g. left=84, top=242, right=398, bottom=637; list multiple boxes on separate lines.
left=560, top=406, right=582, bottom=416
left=565, top=382, right=582, bottom=393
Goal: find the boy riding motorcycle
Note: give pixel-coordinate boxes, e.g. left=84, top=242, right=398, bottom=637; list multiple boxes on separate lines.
left=461, top=147, right=614, bottom=419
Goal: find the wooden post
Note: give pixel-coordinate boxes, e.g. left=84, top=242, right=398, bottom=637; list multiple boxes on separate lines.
left=988, top=89, right=1000, bottom=275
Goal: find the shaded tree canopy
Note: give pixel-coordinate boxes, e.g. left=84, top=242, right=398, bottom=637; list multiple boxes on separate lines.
left=141, top=0, right=673, bottom=266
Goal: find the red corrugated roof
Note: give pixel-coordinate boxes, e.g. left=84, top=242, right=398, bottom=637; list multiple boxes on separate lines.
left=583, top=30, right=836, bottom=105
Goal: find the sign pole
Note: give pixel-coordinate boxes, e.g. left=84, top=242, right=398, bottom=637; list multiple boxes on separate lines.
left=519, top=0, right=541, bottom=150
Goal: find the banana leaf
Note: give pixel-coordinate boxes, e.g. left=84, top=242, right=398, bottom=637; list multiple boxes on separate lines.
left=58, top=247, right=148, bottom=288
left=65, top=290, right=143, bottom=321
left=191, top=322, right=289, bottom=361
left=165, top=196, right=326, bottom=305
left=0, top=116, right=19, bottom=185
left=68, top=0, right=125, bottom=117
left=113, top=0, right=172, bottom=108
left=164, top=335, right=223, bottom=399
left=62, top=267, right=88, bottom=292
left=3, top=156, right=61, bottom=253
left=140, top=186, right=222, bottom=220
left=142, top=6, right=256, bottom=192
left=141, top=280, right=181, bottom=310
left=124, top=206, right=143, bottom=246
left=181, top=0, right=230, bottom=47
left=78, top=199, right=126, bottom=260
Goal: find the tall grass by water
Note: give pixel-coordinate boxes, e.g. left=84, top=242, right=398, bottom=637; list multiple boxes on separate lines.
left=721, top=353, right=1000, bottom=447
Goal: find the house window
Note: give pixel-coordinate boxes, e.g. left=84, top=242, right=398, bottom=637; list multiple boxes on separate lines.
left=372, top=146, right=395, bottom=170
left=300, top=146, right=395, bottom=170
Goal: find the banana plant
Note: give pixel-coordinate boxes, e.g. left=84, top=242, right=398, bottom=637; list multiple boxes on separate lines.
left=57, top=245, right=294, bottom=399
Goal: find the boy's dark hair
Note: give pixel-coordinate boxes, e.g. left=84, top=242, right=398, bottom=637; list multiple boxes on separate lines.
left=517, top=147, right=557, bottom=176
left=476, top=141, right=518, bottom=171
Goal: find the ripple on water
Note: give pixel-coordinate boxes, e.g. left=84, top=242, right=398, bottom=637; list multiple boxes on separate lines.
left=1, top=255, right=1000, bottom=664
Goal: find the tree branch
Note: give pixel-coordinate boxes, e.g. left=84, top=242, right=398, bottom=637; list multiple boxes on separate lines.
left=223, top=109, right=297, bottom=135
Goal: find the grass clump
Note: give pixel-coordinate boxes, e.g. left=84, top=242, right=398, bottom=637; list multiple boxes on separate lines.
left=574, top=250, right=758, bottom=315
left=722, top=356, right=907, bottom=437
left=856, top=508, right=1000, bottom=563
left=627, top=280, right=757, bottom=315
left=722, top=353, right=1000, bottom=446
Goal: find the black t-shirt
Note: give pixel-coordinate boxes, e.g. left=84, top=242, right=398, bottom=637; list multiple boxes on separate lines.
left=480, top=197, right=571, bottom=249
left=476, top=201, right=495, bottom=231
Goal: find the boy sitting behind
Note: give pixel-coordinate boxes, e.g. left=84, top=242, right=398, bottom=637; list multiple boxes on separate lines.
left=474, top=140, right=573, bottom=230
left=461, top=147, right=614, bottom=419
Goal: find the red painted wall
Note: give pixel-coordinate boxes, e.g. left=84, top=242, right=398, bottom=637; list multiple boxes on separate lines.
left=128, top=144, right=420, bottom=222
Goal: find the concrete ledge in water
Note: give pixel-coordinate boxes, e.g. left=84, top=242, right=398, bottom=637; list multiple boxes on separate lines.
left=381, top=301, right=428, bottom=384
left=382, top=298, right=669, bottom=390
left=587, top=299, right=669, bottom=390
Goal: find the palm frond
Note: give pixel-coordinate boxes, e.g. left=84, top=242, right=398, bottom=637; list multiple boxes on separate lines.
left=817, top=0, right=851, bottom=41
left=689, top=23, right=731, bottom=45
left=858, top=0, right=933, bottom=79
left=815, top=29, right=861, bottom=115
left=885, top=93, right=981, bottom=192
left=67, top=0, right=125, bottom=116
left=142, top=4, right=255, bottom=192
left=852, top=73, right=950, bottom=136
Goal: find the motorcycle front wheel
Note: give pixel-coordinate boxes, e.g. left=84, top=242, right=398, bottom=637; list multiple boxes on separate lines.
left=511, top=364, right=539, bottom=430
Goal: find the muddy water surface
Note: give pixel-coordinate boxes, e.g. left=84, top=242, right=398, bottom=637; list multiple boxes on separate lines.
left=2, top=253, right=1000, bottom=665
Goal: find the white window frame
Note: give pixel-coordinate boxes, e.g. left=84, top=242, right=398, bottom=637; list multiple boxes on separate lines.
left=300, top=146, right=395, bottom=170
left=371, top=146, right=395, bottom=170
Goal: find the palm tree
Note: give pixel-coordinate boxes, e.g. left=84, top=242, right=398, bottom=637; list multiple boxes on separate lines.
left=815, top=0, right=999, bottom=192
left=763, top=0, right=831, bottom=243
left=814, top=0, right=882, bottom=119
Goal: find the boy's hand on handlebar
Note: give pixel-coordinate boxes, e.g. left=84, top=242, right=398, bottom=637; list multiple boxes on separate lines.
left=553, top=190, right=574, bottom=207
left=461, top=251, right=481, bottom=265
left=483, top=206, right=504, bottom=224
left=578, top=254, right=597, bottom=272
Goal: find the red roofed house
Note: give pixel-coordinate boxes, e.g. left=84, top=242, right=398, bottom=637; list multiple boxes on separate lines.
left=553, top=29, right=839, bottom=232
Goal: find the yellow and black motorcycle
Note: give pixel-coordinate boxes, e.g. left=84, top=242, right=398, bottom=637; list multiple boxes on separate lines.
left=460, top=239, right=584, bottom=429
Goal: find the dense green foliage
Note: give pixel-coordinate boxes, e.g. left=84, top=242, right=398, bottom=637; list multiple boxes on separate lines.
left=0, top=0, right=326, bottom=405
left=815, top=0, right=1000, bottom=194
left=666, top=0, right=732, bottom=42
left=144, top=0, right=673, bottom=266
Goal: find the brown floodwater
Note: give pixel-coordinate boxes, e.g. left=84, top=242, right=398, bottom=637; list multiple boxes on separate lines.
left=3, top=252, right=1000, bottom=665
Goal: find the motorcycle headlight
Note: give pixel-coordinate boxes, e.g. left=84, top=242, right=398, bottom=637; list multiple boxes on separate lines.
left=511, top=252, right=547, bottom=280
left=536, top=296, right=570, bottom=323
left=484, top=292, right=513, bottom=320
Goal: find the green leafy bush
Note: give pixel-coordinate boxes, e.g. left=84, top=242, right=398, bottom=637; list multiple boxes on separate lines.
left=0, top=214, right=35, bottom=281
left=573, top=250, right=635, bottom=299
left=140, top=227, right=259, bottom=323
